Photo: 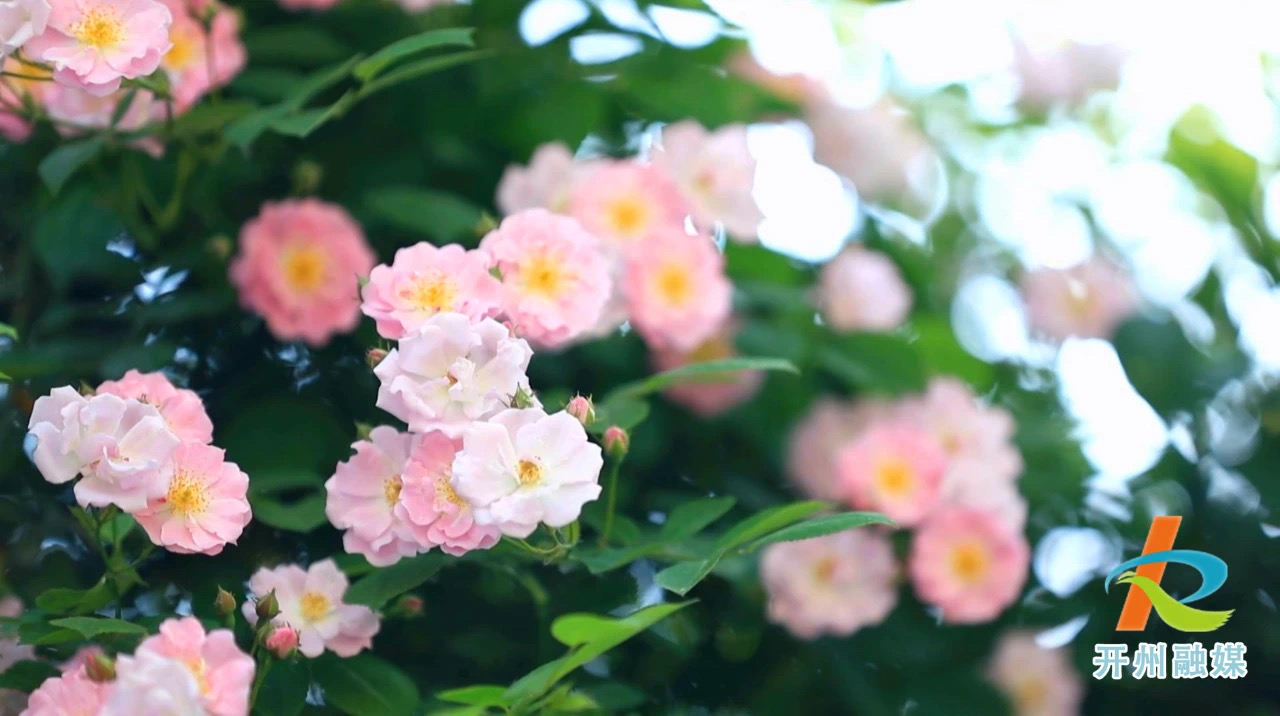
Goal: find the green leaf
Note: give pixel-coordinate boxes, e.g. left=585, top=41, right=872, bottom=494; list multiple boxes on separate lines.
left=435, top=684, right=509, bottom=707
left=312, top=653, right=420, bottom=716
left=713, top=501, right=828, bottom=552
left=660, top=496, right=736, bottom=541
left=38, top=136, right=105, bottom=194
left=251, top=469, right=325, bottom=494
left=359, top=49, right=495, bottom=98
left=35, top=579, right=114, bottom=615
left=743, top=511, right=893, bottom=551
left=355, top=28, right=476, bottom=82
left=32, top=188, right=134, bottom=291
left=819, top=332, right=924, bottom=395
left=504, top=602, right=692, bottom=706
left=611, top=357, right=798, bottom=399
left=588, top=395, right=649, bottom=435
left=250, top=491, right=327, bottom=533
left=269, top=90, right=359, bottom=139
left=242, top=24, right=351, bottom=66
left=345, top=552, right=449, bottom=607
left=363, top=186, right=484, bottom=243
left=0, top=323, right=15, bottom=340
left=48, top=616, right=146, bottom=639
left=0, top=660, right=59, bottom=692
left=652, top=559, right=716, bottom=596
left=225, top=55, right=363, bottom=149
left=253, top=658, right=309, bottom=716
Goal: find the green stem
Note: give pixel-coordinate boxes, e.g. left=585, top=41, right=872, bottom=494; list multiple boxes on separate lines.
left=249, top=657, right=274, bottom=708
left=599, top=457, right=625, bottom=546
left=0, top=71, right=52, bottom=82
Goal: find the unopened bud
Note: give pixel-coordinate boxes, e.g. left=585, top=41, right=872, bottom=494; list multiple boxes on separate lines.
left=366, top=347, right=388, bottom=369
left=392, top=594, right=424, bottom=618
left=603, top=426, right=629, bottom=458
left=207, top=235, right=233, bottom=260
left=511, top=385, right=538, bottom=409
left=255, top=590, right=279, bottom=623
left=86, top=653, right=116, bottom=683
left=265, top=625, right=299, bottom=659
left=213, top=587, right=236, bottom=618
left=291, top=160, right=324, bottom=195
left=566, top=395, right=595, bottom=427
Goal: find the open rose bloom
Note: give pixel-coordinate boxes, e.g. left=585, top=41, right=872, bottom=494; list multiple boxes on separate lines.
left=25, top=0, right=173, bottom=95
left=244, top=560, right=380, bottom=658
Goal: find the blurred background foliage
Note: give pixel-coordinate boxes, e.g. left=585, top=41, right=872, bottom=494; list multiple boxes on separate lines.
left=2, top=0, right=1280, bottom=713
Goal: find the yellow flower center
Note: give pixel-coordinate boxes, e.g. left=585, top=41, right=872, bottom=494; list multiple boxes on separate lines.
left=281, top=245, right=328, bottom=293
left=435, top=474, right=465, bottom=506
left=166, top=471, right=208, bottom=517
left=299, top=592, right=330, bottom=622
left=183, top=657, right=211, bottom=695
left=404, top=272, right=458, bottom=313
left=949, top=542, right=990, bottom=584
left=164, top=26, right=201, bottom=71
left=516, top=459, right=543, bottom=487
left=384, top=475, right=403, bottom=506
left=1013, top=677, right=1048, bottom=712
left=654, top=263, right=693, bottom=307
left=72, top=7, right=126, bottom=50
left=874, top=458, right=915, bottom=498
left=812, top=556, right=838, bottom=583
left=519, top=254, right=569, bottom=298
left=605, top=196, right=651, bottom=240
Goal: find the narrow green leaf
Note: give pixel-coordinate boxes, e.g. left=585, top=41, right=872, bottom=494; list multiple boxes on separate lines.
left=612, top=357, right=798, bottom=399
left=743, top=511, right=893, bottom=552
left=819, top=333, right=924, bottom=394
left=48, top=616, right=146, bottom=639
left=435, top=684, right=509, bottom=707
left=345, top=552, right=448, bottom=607
left=312, top=653, right=420, bottom=716
left=652, top=559, right=716, bottom=596
left=359, top=49, right=495, bottom=99
left=355, top=28, right=475, bottom=82
left=659, top=497, right=736, bottom=541
left=38, top=137, right=105, bottom=194
left=712, top=501, right=828, bottom=552
left=35, top=580, right=114, bottom=615
left=589, top=395, right=649, bottom=434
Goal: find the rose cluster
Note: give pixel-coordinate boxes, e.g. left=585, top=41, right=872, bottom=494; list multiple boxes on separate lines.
left=22, top=617, right=254, bottom=716
left=26, top=370, right=252, bottom=555
left=763, top=378, right=1031, bottom=638
left=0, top=0, right=244, bottom=148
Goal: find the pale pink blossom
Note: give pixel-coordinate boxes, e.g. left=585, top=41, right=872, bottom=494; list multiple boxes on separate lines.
left=0, top=0, right=50, bottom=57
left=398, top=430, right=500, bottom=556
left=817, top=245, right=913, bottom=332
left=229, top=199, right=376, bottom=346
left=108, top=649, right=206, bottom=714
left=391, top=0, right=457, bottom=10
left=1013, top=34, right=1125, bottom=112
left=987, top=630, right=1085, bottom=716
left=452, top=408, right=603, bottom=538
left=276, top=0, right=339, bottom=10
left=244, top=560, right=380, bottom=658
left=564, top=395, right=594, bottom=427
left=1020, top=257, right=1138, bottom=341
left=374, top=312, right=533, bottom=436
left=806, top=97, right=940, bottom=212
left=622, top=228, right=731, bottom=352
left=125, top=617, right=254, bottom=716
left=650, top=320, right=762, bottom=416
left=727, top=51, right=826, bottom=105
left=324, top=427, right=426, bottom=567
left=360, top=242, right=502, bottom=340
left=265, top=626, right=299, bottom=658
left=652, top=120, right=762, bottom=241
left=909, top=507, right=1030, bottom=624
left=759, top=529, right=898, bottom=639
left=480, top=209, right=613, bottom=348
left=97, top=369, right=214, bottom=444
left=836, top=422, right=946, bottom=526
left=158, top=0, right=245, bottom=112
left=0, top=596, right=34, bottom=674
left=26, top=0, right=173, bottom=96
left=568, top=161, right=690, bottom=250
left=133, top=442, right=251, bottom=555
left=495, top=142, right=588, bottom=215
left=21, top=668, right=109, bottom=716
left=27, top=387, right=179, bottom=512
left=786, top=397, right=895, bottom=501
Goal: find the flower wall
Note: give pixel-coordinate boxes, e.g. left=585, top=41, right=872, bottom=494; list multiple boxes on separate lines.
left=1, top=1, right=1278, bottom=714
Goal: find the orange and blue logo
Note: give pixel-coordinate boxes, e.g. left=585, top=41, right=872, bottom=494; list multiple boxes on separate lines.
left=1105, top=516, right=1234, bottom=633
